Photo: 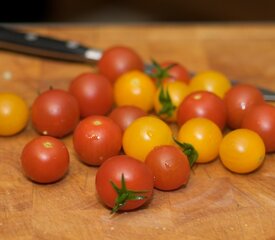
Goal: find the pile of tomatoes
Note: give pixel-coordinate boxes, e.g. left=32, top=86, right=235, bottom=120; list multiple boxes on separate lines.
left=1, top=45, right=275, bottom=213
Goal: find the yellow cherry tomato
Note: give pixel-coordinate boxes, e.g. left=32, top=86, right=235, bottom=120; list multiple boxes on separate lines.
left=114, top=70, right=157, bottom=112
left=0, top=93, right=29, bottom=136
left=219, top=129, right=265, bottom=174
left=189, top=70, right=231, bottom=98
left=177, top=117, right=223, bottom=163
left=123, top=116, right=174, bottom=162
left=154, top=81, right=190, bottom=122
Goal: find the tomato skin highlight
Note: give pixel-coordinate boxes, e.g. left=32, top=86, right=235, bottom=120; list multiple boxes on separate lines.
left=73, top=116, right=122, bottom=166
left=219, top=129, right=265, bottom=174
left=0, top=93, right=29, bottom=136
left=177, top=91, right=227, bottom=129
left=241, top=103, right=275, bottom=153
left=223, top=83, right=264, bottom=129
left=95, top=155, right=154, bottom=212
left=98, top=46, right=144, bottom=83
left=31, top=89, right=80, bottom=138
left=21, top=136, right=70, bottom=183
left=109, top=105, right=147, bottom=132
left=145, top=145, right=190, bottom=191
left=69, top=72, right=113, bottom=117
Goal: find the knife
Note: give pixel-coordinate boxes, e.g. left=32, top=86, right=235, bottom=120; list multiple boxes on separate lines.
left=0, top=25, right=275, bottom=101
left=0, top=25, right=102, bottom=64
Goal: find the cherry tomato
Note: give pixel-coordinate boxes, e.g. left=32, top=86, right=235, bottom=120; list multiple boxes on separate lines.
left=109, top=105, right=147, bottom=132
left=241, top=103, right=275, bottom=153
left=151, top=60, right=190, bottom=85
left=161, top=61, right=190, bottom=84
left=21, top=136, right=69, bottom=183
left=0, top=93, right=29, bottom=136
left=224, top=83, right=265, bottom=129
left=31, top=89, right=80, bottom=138
left=73, top=116, right=122, bottom=166
left=123, top=116, right=174, bottom=162
left=69, top=72, right=113, bottom=117
left=177, top=91, right=227, bottom=129
left=95, top=155, right=154, bottom=212
left=114, top=70, right=157, bottom=112
left=154, top=81, right=190, bottom=122
left=98, top=46, right=144, bottom=83
left=177, top=118, right=223, bottom=163
left=219, top=129, right=265, bottom=174
left=189, top=70, right=232, bottom=98
left=145, top=145, right=190, bottom=191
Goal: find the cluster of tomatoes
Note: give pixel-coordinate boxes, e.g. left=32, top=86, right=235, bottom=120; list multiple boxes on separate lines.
left=1, top=45, right=275, bottom=213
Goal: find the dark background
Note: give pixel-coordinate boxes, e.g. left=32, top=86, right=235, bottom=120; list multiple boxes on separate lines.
left=1, top=0, right=275, bottom=22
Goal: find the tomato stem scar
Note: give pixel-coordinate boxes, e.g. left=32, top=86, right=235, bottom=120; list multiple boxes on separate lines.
left=43, top=141, right=53, bottom=148
left=93, top=120, right=102, bottom=126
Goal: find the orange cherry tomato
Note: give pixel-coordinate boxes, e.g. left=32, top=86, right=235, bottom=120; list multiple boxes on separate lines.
left=177, top=118, right=223, bottom=163
left=219, top=129, right=265, bottom=174
left=122, top=116, right=174, bottom=162
left=189, top=70, right=232, bottom=98
left=113, top=70, right=157, bottom=112
left=154, top=81, right=190, bottom=122
left=0, top=93, right=29, bottom=136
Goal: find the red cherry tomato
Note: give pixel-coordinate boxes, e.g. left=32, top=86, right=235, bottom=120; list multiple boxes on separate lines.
left=21, top=136, right=69, bottom=183
left=96, top=155, right=154, bottom=212
left=224, top=83, right=264, bottom=129
left=73, top=116, right=122, bottom=166
left=160, top=61, right=190, bottom=84
left=241, top=103, right=275, bottom=153
left=69, top=72, right=113, bottom=118
left=177, top=91, right=227, bottom=129
left=109, top=105, right=147, bottom=132
left=145, top=145, right=190, bottom=191
left=31, top=89, right=80, bottom=138
left=98, top=46, right=144, bottom=83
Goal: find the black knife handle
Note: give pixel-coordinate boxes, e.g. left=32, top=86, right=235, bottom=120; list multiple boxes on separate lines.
left=0, top=25, right=102, bottom=63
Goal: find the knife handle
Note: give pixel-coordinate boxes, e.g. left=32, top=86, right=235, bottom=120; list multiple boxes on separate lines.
left=0, top=25, right=102, bottom=63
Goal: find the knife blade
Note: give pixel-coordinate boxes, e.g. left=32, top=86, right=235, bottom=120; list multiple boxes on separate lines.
left=0, top=25, right=275, bottom=101
left=0, top=25, right=102, bottom=64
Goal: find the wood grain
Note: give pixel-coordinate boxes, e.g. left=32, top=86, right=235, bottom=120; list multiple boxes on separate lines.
left=1, top=23, right=275, bottom=240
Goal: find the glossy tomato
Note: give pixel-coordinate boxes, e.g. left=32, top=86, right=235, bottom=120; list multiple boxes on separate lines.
left=154, top=81, right=190, bottom=122
left=0, top=93, right=29, bottom=136
left=189, top=70, right=232, bottom=98
left=224, top=83, right=264, bottom=129
left=113, top=70, right=156, bottom=112
left=31, top=89, right=80, bottom=138
left=150, top=60, right=190, bottom=86
left=95, top=155, right=154, bottom=212
left=73, top=116, right=122, bottom=166
left=21, top=136, right=69, bottom=183
left=177, top=118, right=223, bottom=163
left=69, top=72, right=113, bottom=117
left=109, top=105, right=147, bottom=132
left=123, top=116, right=174, bottom=162
left=219, top=129, right=265, bottom=174
left=241, top=103, right=275, bottom=153
left=145, top=145, right=190, bottom=191
left=98, top=46, right=144, bottom=83
left=177, top=91, right=227, bottom=129
left=161, top=61, right=190, bottom=84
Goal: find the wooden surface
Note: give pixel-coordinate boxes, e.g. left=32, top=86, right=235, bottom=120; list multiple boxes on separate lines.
left=1, top=23, right=275, bottom=240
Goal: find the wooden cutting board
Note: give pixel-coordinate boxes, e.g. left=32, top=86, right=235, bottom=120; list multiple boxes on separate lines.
left=0, top=24, right=275, bottom=240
